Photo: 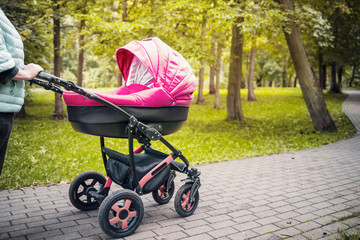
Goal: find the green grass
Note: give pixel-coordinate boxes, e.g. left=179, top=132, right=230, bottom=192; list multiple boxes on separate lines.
left=0, top=87, right=356, bottom=189
left=338, top=229, right=360, bottom=240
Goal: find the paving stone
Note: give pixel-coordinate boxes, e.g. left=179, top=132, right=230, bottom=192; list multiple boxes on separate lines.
left=294, top=221, right=322, bottom=232
left=228, top=230, right=257, bottom=240
left=9, top=227, right=45, bottom=238
left=182, top=233, right=214, bottom=240
left=252, top=224, right=280, bottom=235
left=273, top=227, right=302, bottom=238
left=154, top=231, right=188, bottom=240
left=207, top=227, right=238, bottom=238
left=27, top=229, right=62, bottom=240
left=182, top=225, right=214, bottom=236
left=46, top=231, right=82, bottom=240
left=152, top=224, right=184, bottom=235
left=302, top=228, right=333, bottom=240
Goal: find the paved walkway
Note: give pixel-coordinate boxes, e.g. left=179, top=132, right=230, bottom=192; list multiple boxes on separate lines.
left=1, top=90, right=360, bottom=240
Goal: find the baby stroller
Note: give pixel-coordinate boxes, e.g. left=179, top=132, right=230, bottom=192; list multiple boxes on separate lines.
left=32, top=37, right=201, bottom=238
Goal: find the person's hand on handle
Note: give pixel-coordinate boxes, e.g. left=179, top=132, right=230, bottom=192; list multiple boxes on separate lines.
left=13, top=63, right=44, bottom=80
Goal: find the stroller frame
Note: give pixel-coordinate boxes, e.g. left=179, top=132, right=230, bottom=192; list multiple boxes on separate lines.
left=32, top=72, right=201, bottom=238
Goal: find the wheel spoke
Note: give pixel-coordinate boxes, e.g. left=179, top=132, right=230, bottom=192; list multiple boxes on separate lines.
left=181, top=199, right=188, bottom=209
left=128, top=211, right=137, bottom=218
left=124, top=200, right=132, bottom=210
left=109, top=217, right=120, bottom=226
left=121, top=220, right=128, bottom=229
left=77, top=191, right=85, bottom=198
left=90, top=179, right=97, bottom=187
left=181, top=191, right=190, bottom=209
left=111, top=204, right=121, bottom=213
left=186, top=202, right=192, bottom=210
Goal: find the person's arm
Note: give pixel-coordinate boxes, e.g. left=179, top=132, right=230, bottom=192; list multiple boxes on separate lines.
left=0, top=63, right=43, bottom=84
left=12, top=63, right=44, bottom=80
left=0, top=66, right=19, bottom=84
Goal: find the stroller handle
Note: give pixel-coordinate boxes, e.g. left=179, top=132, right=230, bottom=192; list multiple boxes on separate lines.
left=37, top=72, right=74, bottom=89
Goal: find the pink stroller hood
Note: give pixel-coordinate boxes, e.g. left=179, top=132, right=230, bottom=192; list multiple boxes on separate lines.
left=63, top=38, right=196, bottom=108
left=116, top=37, right=197, bottom=107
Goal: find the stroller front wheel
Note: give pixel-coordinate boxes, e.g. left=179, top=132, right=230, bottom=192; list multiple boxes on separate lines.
left=152, top=181, right=175, bottom=205
left=98, top=189, right=144, bottom=238
left=174, top=183, right=199, bottom=217
left=69, top=171, right=107, bottom=211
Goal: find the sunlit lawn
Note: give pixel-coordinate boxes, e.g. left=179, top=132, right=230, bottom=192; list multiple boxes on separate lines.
left=0, top=87, right=355, bottom=189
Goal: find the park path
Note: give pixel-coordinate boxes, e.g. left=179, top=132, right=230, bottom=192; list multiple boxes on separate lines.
left=0, top=90, right=360, bottom=240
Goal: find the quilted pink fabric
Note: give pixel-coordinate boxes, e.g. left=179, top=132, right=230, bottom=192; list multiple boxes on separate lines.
left=63, top=38, right=197, bottom=107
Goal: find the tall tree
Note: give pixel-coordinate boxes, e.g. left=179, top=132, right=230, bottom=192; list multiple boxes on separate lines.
left=227, top=15, right=244, bottom=120
left=196, top=22, right=207, bottom=104
left=247, top=42, right=257, bottom=101
left=52, top=0, right=66, bottom=120
left=277, top=0, right=336, bottom=131
left=214, top=42, right=222, bottom=109
left=329, top=62, right=341, bottom=93
left=77, top=19, right=85, bottom=87
left=209, top=38, right=216, bottom=94
left=196, top=60, right=206, bottom=104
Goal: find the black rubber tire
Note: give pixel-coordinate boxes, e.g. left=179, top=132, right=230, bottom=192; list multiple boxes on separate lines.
left=98, top=189, right=144, bottom=238
left=152, top=181, right=175, bottom=205
left=174, top=183, right=199, bottom=217
left=68, top=171, right=106, bottom=211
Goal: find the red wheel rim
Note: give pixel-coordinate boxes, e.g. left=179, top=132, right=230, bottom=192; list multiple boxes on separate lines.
left=158, top=184, right=169, bottom=198
left=181, top=190, right=194, bottom=211
left=109, top=200, right=137, bottom=229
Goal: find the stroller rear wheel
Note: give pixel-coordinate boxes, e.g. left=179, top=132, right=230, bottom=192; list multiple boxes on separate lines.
left=152, top=181, right=175, bottom=204
left=98, top=189, right=144, bottom=238
left=174, top=183, right=199, bottom=217
left=69, top=171, right=106, bottom=211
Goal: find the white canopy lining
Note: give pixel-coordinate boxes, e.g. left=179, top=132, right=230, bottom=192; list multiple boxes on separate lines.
left=126, top=56, right=155, bottom=87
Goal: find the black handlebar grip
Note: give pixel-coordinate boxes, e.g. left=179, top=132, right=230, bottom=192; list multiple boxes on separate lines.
left=36, top=72, right=54, bottom=81
left=36, top=72, right=70, bottom=88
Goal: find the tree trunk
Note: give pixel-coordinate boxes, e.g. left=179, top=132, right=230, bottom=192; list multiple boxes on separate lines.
left=330, top=62, right=341, bottom=93
left=196, top=23, right=206, bottom=105
left=53, top=1, right=66, bottom=120
left=278, top=0, right=336, bottom=131
left=209, top=38, right=216, bottom=94
left=294, top=76, right=297, bottom=87
left=77, top=19, right=85, bottom=87
left=122, top=0, right=128, bottom=22
left=196, top=60, right=206, bottom=104
left=288, top=75, right=293, bottom=87
left=318, top=48, right=325, bottom=90
left=226, top=16, right=244, bottom=120
left=214, top=42, right=222, bottom=109
left=116, top=72, right=123, bottom=87
left=247, top=44, right=257, bottom=101
left=349, top=64, right=357, bottom=87
left=321, top=64, right=326, bottom=90
left=337, top=66, right=343, bottom=88
left=282, top=55, right=287, bottom=87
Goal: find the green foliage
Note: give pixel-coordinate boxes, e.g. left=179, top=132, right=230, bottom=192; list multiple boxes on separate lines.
left=0, top=88, right=355, bottom=190
left=338, top=229, right=360, bottom=240
left=0, top=0, right=52, bottom=68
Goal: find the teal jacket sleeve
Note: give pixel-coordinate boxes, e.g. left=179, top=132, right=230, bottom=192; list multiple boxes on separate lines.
left=0, top=16, right=16, bottom=73
left=0, top=66, right=19, bottom=84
